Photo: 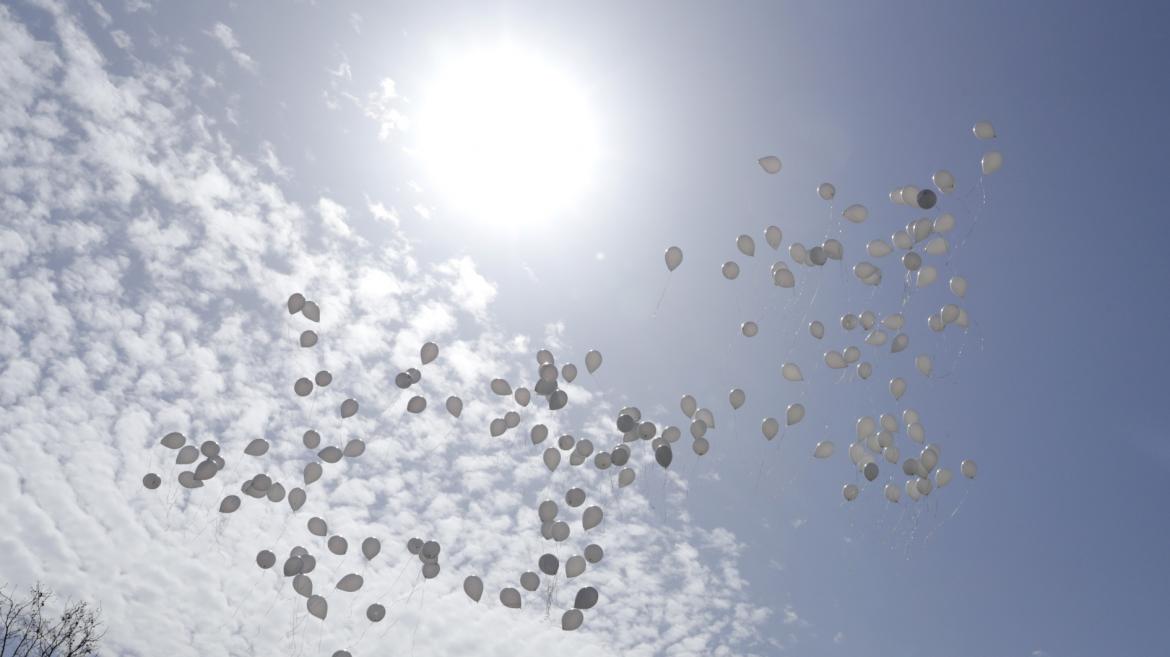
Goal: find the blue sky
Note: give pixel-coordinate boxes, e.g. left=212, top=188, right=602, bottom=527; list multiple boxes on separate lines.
left=1, top=1, right=1168, bottom=657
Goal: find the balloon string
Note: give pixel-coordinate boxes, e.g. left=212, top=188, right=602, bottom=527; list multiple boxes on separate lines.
left=652, top=273, right=672, bottom=318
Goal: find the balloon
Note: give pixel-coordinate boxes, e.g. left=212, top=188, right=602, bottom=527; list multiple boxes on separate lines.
left=956, top=307, right=971, bottom=328
left=949, top=276, right=968, bottom=298
left=422, top=562, right=440, bottom=579
left=256, top=550, right=276, bottom=569
left=823, top=239, right=843, bottom=260
left=843, top=483, right=859, bottom=501
left=160, top=432, right=185, bottom=449
left=693, top=437, right=710, bottom=455
left=520, top=572, right=540, bottom=592
left=902, top=251, right=922, bottom=272
left=908, top=422, right=925, bottom=444
left=863, top=461, right=879, bottom=482
left=915, top=354, right=933, bottom=377
left=294, top=378, right=313, bottom=397
left=313, top=370, right=333, bottom=388
left=194, top=460, right=217, bottom=481
left=319, top=446, right=342, bottom=463
left=328, top=536, right=348, bottom=556
left=804, top=320, right=824, bottom=340
left=664, top=246, right=684, bottom=271
left=808, top=246, right=827, bottom=266
left=758, top=155, right=782, bottom=174
left=499, top=587, right=521, bottom=609
left=678, top=395, right=697, bottom=418
left=814, top=441, right=835, bottom=458
left=394, top=372, right=412, bottom=389
left=736, top=235, right=756, bottom=257
left=889, top=377, right=907, bottom=400
left=582, top=505, right=603, bottom=530
left=884, top=483, right=901, bottom=502
left=774, top=268, right=795, bottom=288
left=916, top=265, right=938, bottom=288
left=654, top=444, right=673, bottom=469
left=932, top=170, right=956, bottom=194
left=566, top=555, right=586, bottom=578
left=219, top=495, right=240, bottom=513
left=892, top=230, right=913, bottom=250
left=936, top=468, right=953, bottom=487
left=283, top=557, right=304, bottom=577
left=362, top=538, right=381, bottom=561
left=842, top=204, right=868, bottom=223
left=696, top=406, right=716, bottom=428
left=419, top=341, right=439, bottom=365
left=741, top=321, right=759, bottom=337
left=972, top=121, right=996, bottom=140
left=884, top=446, right=900, bottom=463
left=916, top=189, right=937, bottom=210
left=982, top=151, right=1003, bottom=175
left=906, top=479, right=923, bottom=501
left=618, top=468, right=636, bottom=487
left=304, top=462, right=322, bottom=485
left=961, top=459, right=978, bottom=478
left=288, top=488, right=306, bottom=512
left=786, top=403, right=805, bottom=426
left=865, top=330, right=887, bottom=346
left=781, top=362, right=803, bottom=381
left=611, top=445, right=630, bottom=466
left=764, top=225, right=782, bottom=249
left=407, top=538, right=423, bottom=554
left=903, top=185, right=922, bottom=207
left=789, top=242, right=808, bottom=265
left=722, top=261, right=741, bottom=280
left=528, top=424, right=548, bottom=445
left=490, top=378, right=512, bottom=396
left=302, top=301, right=320, bottom=322
left=340, top=399, right=358, bottom=418
left=406, top=396, right=426, bottom=413
left=866, top=239, right=893, bottom=258
left=505, top=411, right=521, bottom=429
left=288, top=293, right=306, bottom=314
left=858, top=362, right=872, bottom=379
left=539, top=553, right=559, bottom=576
left=916, top=477, right=933, bottom=496
left=543, top=448, right=560, bottom=471
left=728, top=388, right=746, bottom=410
left=843, top=346, right=860, bottom=364
left=367, top=603, right=387, bottom=622
left=562, top=609, right=584, bottom=631
left=824, top=351, right=846, bottom=369
left=853, top=262, right=878, bottom=281
left=928, top=312, right=944, bottom=332
left=457, top=576, right=483, bottom=603
left=585, top=350, right=603, bottom=373
left=817, top=182, right=836, bottom=200
left=762, top=417, right=780, bottom=440
left=337, top=574, right=363, bottom=592
left=557, top=434, right=575, bottom=451
left=142, top=473, right=161, bottom=490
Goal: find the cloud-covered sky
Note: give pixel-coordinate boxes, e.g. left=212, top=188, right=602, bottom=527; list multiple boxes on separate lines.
left=2, top=2, right=1169, bottom=657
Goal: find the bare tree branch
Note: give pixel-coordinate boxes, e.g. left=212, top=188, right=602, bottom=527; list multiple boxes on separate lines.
left=0, top=583, right=104, bottom=657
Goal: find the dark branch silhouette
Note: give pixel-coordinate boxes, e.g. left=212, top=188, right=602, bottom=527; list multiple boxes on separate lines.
left=0, top=583, right=104, bottom=657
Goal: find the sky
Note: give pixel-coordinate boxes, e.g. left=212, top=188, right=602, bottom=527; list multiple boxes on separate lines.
left=1, top=1, right=1169, bottom=657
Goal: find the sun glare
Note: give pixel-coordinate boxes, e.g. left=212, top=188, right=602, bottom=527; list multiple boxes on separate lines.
left=416, top=45, right=600, bottom=225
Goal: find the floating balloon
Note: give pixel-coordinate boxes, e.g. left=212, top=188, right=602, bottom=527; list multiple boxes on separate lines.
left=789, top=242, right=808, bottom=265
left=722, top=261, right=740, bottom=280
left=302, top=301, right=321, bottom=322
left=339, top=398, right=358, bottom=419
left=543, top=448, right=560, bottom=471
left=406, top=396, right=426, bottom=413
left=539, top=553, right=559, bottom=576
left=741, top=321, right=759, bottom=337
left=736, top=235, right=756, bottom=257
left=728, top=388, right=746, bottom=409
left=288, top=293, right=306, bottom=314
left=814, top=441, right=835, bottom=458
left=655, top=444, right=673, bottom=469
left=758, top=156, right=782, bottom=174
left=982, top=151, right=1003, bottom=175
left=288, top=488, right=306, bottom=512
left=420, top=341, right=439, bottom=364
left=817, top=182, right=836, bottom=200
left=257, top=550, right=276, bottom=569
left=858, top=362, right=872, bottom=379
left=585, top=350, right=603, bottom=374
left=884, top=483, right=901, bottom=503
left=764, top=225, right=782, bottom=249
left=863, top=461, right=879, bottom=482
left=692, top=437, right=710, bottom=455
left=916, top=265, right=938, bottom=288
left=842, top=204, right=868, bottom=223
left=823, top=239, right=843, bottom=260
left=781, top=362, right=803, bottom=381
left=219, top=495, right=240, bottom=513
left=582, top=505, right=603, bottom=530
left=762, top=417, right=779, bottom=440
left=337, top=574, right=363, bottom=592
left=664, top=246, right=683, bottom=271
left=142, top=473, right=161, bottom=490
left=949, top=276, right=968, bottom=298
left=566, top=555, right=586, bottom=578
left=934, top=213, right=956, bottom=233
left=500, top=588, right=521, bottom=609
left=889, top=377, right=907, bottom=400
left=328, top=536, right=348, bottom=556
left=618, top=468, right=636, bottom=487
left=916, top=189, right=937, bottom=210
left=562, top=609, right=584, bottom=631
left=973, top=121, right=996, bottom=140
left=786, top=403, right=805, bottom=426
left=843, top=483, right=859, bottom=501
left=933, top=170, right=956, bottom=194
left=915, top=355, right=933, bottom=377
left=294, top=378, right=313, bottom=397
left=961, top=459, right=978, bottom=478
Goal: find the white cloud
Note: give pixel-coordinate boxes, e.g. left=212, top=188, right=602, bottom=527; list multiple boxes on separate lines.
left=0, top=5, right=776, bottom=657
left=207, top=21, right=256, bottom=73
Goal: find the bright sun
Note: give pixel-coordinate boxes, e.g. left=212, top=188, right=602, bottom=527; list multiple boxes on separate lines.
left=416, top=45, right=600, bottom=224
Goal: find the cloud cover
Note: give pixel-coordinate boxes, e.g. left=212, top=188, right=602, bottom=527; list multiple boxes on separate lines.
left=0, top=3, right=773, bottom=656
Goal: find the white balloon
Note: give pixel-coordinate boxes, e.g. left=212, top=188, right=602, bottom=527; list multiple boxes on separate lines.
left=867, top=240, right=893, bottom=257
left=692, top=437, right=710, bottom=455
left=781, top=362, right=804, bottom=381
left=889, top=377, right=907, bottom=400
left=817, top=182, right=836, bottom=200
left=916, top=477, right=933, bottom=496
left=758, top=156, right=782, bottom=174
left=789, top=243, right=808, bottom=265
left=764, top=225, right=783, bottom=249
left=565, top=555, right=586, bottom=578
left=915, top=355, right=933, bottom=377
left=736, top=235, right=756, bottom=257
left=728, top=388, right=746, bottom=410
left=562, top=609, right=584, bottom=631
left=585, top=350, right=603, bottom=373
left=722, top=261, right=740, bottom=280
left=857, top=362, right=872, bottom=379
left=499, top=587, right=521, bottom=609
left=956, top=307, right=971, bottom=328
left=981, top=151, right=1003, bottom=175
left=932, top=169, right=956, bottom=194
left=809, top=321, right=824, bottom=339
left=843, top=346, right=860, bottom=364
left=823, top=239, right=843, bottom=260
left=884, top=483, right=901, bottom=503
left=935, top=468, right=954, bottom=487
left=664, top=246, right=684, bottom=271
left=941, top=303, right=961, bottom=324
left=856, top=416, right=876, bottom=439
left=916, top=265, right=938, bottom=288
left=924, top=236, right=949, bottom=256
left=841, top=313, right=859, bottom=330
left=695, top=408, right=715, bottom=428
left=849, top=442, right=865, bottom=465
left=928, top=313, right=945, bottom=332
left=842, top=204, right=868, bottom=223
left=680, top=394, right=698, bottom=418
left=907, top=422, right=925, bottom=444
left=853, top=262, right=878, bottom=281
left=618, top=468, right=635, bottom=487
left=786, top=403, right=805, bottom=426
left=903, top=186, right=921, bottom=208
left=582, top=505, right=603, bottom=530
left=890, top=187, right=906, bottom=204
left=933, top=213, right=956, bottom=233
left=824, top=351, right=846, bottom=369
left=843, top=484, right=859, bottom=501
left=859, top=310, right=876, bottom=330
left=562, top=363, right=578, bottom=383
left=773, top=268, right=795, bottom=288
left=972, top=121, right=996, bottom=140
left=865, top=330, right=887, bottom=346
left=906, top=479, right=922, bottom=501
left=742, top=321, right=759, bottom=337
left=892, top=230, right=913, bottom=250
left=949, top=276, right=968, bottom=298
left=406, top=396, right=426, bottom=413
left=961, top=459, right=978, bottom=478
left=761, top=417, right=779, bottom=440
left=813, top=441, right=835, bottom=458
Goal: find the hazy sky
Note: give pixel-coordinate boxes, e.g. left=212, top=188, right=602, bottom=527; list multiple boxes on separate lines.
left=1, top=2, right=1168, bottom=657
